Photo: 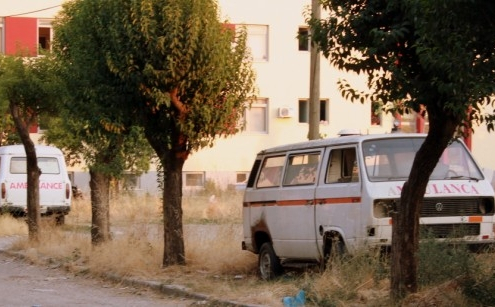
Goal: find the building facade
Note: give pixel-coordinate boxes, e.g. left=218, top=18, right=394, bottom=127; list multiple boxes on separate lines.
left=2, top=1, right=493, bottom=195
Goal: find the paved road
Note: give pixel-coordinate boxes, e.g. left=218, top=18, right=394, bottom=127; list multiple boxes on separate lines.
left=0, top=236, right=199, bottom=307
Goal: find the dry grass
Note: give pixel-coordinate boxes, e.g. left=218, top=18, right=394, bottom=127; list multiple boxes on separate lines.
left=2, top=192, right=285, bottom=306
left=0, top=214, right=27, bottom=236
left=1, top=192, right=494, bottom=306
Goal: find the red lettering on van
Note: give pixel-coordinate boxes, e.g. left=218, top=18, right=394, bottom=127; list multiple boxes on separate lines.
left=10, top=182, right=27, bottom=189
left=9, top=182, right=63, bottom=189
left=427, top=183, right=479, bottom=195
left=40, top=182, right=62, bottom=189
left=389, top=183, right=480, bottom=196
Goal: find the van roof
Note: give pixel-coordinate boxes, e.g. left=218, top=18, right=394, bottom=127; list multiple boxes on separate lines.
left=258, top=133, right=428, bottom=155
left=0, top=145, right=64, bottom=156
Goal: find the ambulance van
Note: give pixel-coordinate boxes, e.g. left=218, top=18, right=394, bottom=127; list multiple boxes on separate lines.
left=241, top=133, right=495, bottom=279
left=0, top=145, right=72, bottom=224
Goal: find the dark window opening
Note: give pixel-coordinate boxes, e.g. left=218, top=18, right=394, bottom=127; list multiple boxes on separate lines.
left=298, top=99, right=329, bottom=123
left=38, top=27, right=51, bottom=50
left=298, top=27, right=309, bottom=51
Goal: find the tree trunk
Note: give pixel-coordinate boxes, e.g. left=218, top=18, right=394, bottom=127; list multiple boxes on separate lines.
left=89, top=169, right=111, bottom=245
left=160, top=150, right=186, bottom=266
left=143, top=109, right=188, bottom=266
left=390, top=106, right=459, bottom=300
left=25, top=142, right=41, bottom=242
left=9, top=102, right=40, bottom=242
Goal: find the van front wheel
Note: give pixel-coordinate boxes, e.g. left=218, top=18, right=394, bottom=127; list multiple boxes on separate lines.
left=258, top=242, right=283, bottom=280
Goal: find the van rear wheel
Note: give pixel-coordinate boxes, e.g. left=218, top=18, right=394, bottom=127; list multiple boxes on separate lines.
left=258, top=242, right=283, bottom=280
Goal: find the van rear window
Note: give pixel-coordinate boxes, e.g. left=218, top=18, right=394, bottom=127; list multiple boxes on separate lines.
left=10, top=157, right=60, bottom=174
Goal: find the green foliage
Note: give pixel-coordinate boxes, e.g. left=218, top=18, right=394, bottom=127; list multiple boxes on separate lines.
left=418, top=235, right=478, bottom=286
left=418, top=236, right=495, bottom=306
left=461, top=265, right=495, bottom=306
left=308, top=0, right=495, bottom=131
left=50, top=0, right=155, bottom=177
left=0, top=55, right=64, bottom=144
left=54, top=0, right=255, bottom=155
left=0, top=55, right=63, bottom=113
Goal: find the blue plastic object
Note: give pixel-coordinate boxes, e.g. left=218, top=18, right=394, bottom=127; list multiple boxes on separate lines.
left=282, top=289, right=305, bottom=307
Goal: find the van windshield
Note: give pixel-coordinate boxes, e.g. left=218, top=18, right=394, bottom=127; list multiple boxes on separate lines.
left=362, top=138, right=483, bottom=182
left=10, top=157, right=61, bottom=175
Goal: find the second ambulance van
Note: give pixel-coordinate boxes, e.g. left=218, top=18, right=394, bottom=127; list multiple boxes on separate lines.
left=0, top=145, right=72, bottom=224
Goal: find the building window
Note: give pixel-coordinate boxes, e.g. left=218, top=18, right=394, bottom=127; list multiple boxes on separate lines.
left=120, top=172, right=141, bottom=190
left=185, top=172, right=204, bottom=187
left=38, top=28, right=51, bottom=51
left=244, top=98, right=268, bottom=133
left=298, top=99, right=329, bottom=123
left=38, top=20, right=53, bottom=53
left=246, top=24, right=268, bottom=62
left=298, top=27, right=309, bottom=51
left=236, top=172, right=249, bottom=183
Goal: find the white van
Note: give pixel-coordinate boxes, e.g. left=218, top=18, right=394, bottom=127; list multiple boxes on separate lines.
left=0, top=145, right=72, bottom=224
left=242, top=133, right=495, bottom=279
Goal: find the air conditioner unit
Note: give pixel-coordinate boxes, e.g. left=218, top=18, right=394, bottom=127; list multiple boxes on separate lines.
left=278, top=107, right=295, bottom=118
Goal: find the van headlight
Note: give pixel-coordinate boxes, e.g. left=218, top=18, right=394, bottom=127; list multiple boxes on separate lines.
left=373, top=200, right=395, bottom=218
left=479, top=198, right=494, bottom=215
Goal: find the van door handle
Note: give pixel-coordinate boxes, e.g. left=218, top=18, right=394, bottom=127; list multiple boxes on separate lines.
left=307, top=200, right=314, bottom=206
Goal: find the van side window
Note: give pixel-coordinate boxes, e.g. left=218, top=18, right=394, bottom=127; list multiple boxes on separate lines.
left=257, top=156, right=285, bottom=188
left=283, top=152, right=320, bottom=186
left=10, top=157, right=60, bottom=174
left=326, top=148, right=359, bottom=183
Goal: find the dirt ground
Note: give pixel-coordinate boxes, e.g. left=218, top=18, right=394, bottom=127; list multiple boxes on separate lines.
left=0, top=236, right=226, bottom=307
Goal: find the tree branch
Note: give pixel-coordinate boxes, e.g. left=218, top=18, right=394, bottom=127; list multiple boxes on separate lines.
left=169, top=88, right=187, bottom=120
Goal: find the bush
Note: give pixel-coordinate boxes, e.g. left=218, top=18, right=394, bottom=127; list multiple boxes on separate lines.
left=418, top=238, right=477, bottom=286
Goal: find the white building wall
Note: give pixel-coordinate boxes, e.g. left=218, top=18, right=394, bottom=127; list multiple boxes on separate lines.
left=470, top=105, right=495, bottom=173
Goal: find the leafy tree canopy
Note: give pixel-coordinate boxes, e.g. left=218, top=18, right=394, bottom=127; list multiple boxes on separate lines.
left=310, top=0, right=495, bottom=130
left=0, top=55, right=63, bottom=143
left=55, top=0, right=255, bottom=156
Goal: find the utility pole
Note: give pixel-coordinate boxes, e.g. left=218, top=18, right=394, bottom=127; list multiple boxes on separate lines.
left=308, top=0, right=321, bottom=140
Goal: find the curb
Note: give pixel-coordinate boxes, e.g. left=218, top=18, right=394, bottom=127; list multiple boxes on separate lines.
left=105, top=273, right=267, bottom=307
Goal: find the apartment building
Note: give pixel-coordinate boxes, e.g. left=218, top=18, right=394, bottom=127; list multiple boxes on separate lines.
left=2, top=1, right=492, bottom=194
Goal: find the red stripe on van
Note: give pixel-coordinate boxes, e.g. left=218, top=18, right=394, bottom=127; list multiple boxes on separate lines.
left=318, top=197, right=361, bottom=204
left=244, top=198, right=361, bottom=207
left=277, top=200, right=308, bottom=206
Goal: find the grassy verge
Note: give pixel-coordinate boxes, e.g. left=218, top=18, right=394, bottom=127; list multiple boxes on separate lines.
left=1, top=192, right=495, bottom=306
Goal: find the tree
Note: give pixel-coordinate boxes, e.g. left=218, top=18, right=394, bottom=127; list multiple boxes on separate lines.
left=0, top=54, right=64, bottom=242
left=54, top=0, right=256, bottom=264
left=308, top=0, right=495, bottom=299
left=51, top=3, right=155, bottom=245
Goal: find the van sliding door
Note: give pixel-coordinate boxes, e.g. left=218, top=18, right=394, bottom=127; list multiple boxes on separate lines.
left=273, top=150, right=321, bottom=259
